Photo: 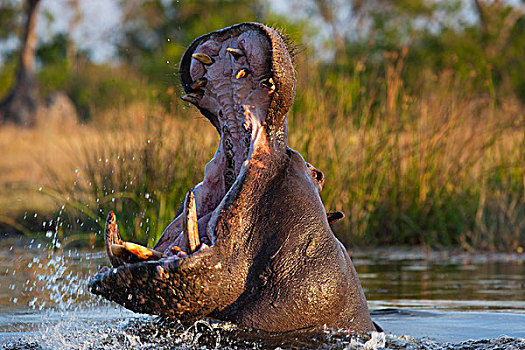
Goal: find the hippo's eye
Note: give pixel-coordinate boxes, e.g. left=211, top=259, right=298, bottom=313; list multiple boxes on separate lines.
left=236, top=68, right=250, bottom=79
left=260, top=77, right=275, bottom=94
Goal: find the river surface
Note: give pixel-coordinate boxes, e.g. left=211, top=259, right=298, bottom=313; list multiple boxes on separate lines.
left=1, top=239, right=524, bottom=349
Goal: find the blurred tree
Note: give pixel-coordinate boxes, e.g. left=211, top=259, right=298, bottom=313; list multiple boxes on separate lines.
left=0, top=0, right=41, bottom=127
left=118, top=0, right=267, bottom=89
left=66, top=0, right=82, bottom=64
left=0, top=0, right=23, bottom=42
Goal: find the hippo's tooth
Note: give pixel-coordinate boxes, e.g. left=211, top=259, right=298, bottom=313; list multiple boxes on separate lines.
left=110, top=242, right=165, bottom=261
left=183, top=190, right=200, bottom=254
left=190, top=77, right=207, bottom=90
left=123, top=242, right=165, bottom=260
left=181, top=91, right=203, bottom=103
left=170, top=245, right=183, bottom=253
left=226, top=47, right=244, bottom=58
left=192, top=52, right=214, bottom=65
left=105, top=211, right=125, bottom=267
left=110, top=244, right=126, bottom=257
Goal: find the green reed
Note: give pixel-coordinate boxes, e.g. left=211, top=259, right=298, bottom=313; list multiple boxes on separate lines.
left=41, top=52, right=524, bottom=250
left=288, top=54, right=524, bottom=250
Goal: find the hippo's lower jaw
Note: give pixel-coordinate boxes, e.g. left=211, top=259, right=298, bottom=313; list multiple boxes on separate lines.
left=89, top=23, right=377, bottom=333
left=88, top=89, right=277, bottom=319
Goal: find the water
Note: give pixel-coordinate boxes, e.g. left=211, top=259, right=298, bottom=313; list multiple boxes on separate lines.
left=1, top=240, right=524, bottom=349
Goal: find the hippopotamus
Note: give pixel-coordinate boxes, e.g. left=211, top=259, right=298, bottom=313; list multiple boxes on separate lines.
left=89, top=22, right=376, bottom=333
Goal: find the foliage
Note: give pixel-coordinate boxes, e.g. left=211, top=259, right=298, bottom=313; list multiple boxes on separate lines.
left=0, top=0, right=23, bottom=41
left=289, top=54, right=524, bottom=249
left=0, top=0, right=524, bottom=250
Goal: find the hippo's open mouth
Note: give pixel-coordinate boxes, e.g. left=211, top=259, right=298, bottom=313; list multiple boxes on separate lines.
left=90, top=23, right=299, bottom=309
left=154, top=24, right=279, bottom=255
left=90, top=23, right=375, bottom=333
left=99, top=24, right=291, bottom=269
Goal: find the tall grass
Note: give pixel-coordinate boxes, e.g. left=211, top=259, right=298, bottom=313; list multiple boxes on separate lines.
left=288, top=53, right=524, bottom=250
left=34, top=52, right=525, bottom=250
left=42, top=104, right=217, bottom=247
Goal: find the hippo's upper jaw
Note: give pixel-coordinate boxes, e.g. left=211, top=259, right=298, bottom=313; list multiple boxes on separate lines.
left=89, top=23, right=376, bottom=333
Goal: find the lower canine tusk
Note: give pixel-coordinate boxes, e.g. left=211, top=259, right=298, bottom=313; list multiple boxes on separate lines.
left=124, top=242, right=165, bottom=260
left=110, top=242, right=165, bottom=261
left=183, top=190, right=200, bottom=253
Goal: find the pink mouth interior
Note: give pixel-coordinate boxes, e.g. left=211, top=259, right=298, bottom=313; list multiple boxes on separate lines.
left=153, top=29, right=275, bottom=257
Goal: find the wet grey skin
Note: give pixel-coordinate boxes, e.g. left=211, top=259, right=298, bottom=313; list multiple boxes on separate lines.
left=89, top=22, right=376, bottom=333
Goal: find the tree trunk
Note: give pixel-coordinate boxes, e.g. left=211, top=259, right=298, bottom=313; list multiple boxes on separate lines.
left=0, top=0, right=41, bottom=127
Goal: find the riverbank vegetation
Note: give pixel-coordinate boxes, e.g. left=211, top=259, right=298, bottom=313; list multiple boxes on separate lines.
left=0, top=0, right=523, bottom=251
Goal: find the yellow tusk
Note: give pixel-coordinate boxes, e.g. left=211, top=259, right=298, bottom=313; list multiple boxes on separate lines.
left=123, top=242, right=165, bottom=260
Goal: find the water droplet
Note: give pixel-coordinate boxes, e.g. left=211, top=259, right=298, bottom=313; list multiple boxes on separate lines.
left=166, top=60, right=169, bottom=64
left=38, top=186, right=42, bottom=191
left=145, top=193, right=150, bottom=199
left=167, top=38, right=171, bottom=42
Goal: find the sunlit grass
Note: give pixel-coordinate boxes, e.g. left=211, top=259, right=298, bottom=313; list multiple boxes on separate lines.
left=1, top=53, right=523, bottom=251
left=288, top=56, right=524, bottom=250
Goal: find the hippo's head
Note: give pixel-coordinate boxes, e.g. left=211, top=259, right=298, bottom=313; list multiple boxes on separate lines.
left=89, top=23, right=376, bottom=333
left=180, top=22, right=295, bottom=143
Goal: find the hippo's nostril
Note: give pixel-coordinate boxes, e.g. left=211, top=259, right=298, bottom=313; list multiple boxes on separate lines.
left=260, top=77, right=275, bottom=93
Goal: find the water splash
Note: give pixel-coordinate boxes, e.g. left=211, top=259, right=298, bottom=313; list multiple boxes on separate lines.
left=2, top=245, right=525, bottom=349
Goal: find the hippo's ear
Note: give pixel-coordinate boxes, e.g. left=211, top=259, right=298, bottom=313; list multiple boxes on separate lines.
left=327, top=211, right=345, bottom=225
